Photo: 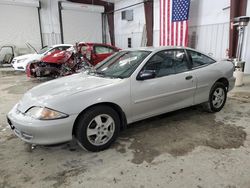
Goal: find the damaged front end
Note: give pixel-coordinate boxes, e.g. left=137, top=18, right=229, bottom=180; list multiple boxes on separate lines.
left=27, top=61, right=62, bottom=78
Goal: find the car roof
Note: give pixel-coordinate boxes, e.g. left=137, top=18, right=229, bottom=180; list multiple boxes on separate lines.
left=77, top=42, right=118, bottom=48
left=122, top=46, right=194, bottom=51
left=52, top=44, right=73, bottom=48
left=120, top=46, right=217, bottom=61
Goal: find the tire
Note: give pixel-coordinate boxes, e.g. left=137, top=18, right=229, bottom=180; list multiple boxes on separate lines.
left=75, top=105, right=120, bottom=152
left=203, top=82, right=227, bottom=113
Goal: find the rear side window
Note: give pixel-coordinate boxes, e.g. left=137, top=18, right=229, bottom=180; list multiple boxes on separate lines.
left=187, top=50, right=216, bottom=68
left=94, top=46, right=115, bottom=54
left=142, top=49, right=189, bottom=78
left=56, top=46, right=70, bottom=51
left=80, top=45, right=88, bottom=54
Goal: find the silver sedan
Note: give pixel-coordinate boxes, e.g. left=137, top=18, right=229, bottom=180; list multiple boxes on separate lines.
left=7, top=47, right=235, bottom=151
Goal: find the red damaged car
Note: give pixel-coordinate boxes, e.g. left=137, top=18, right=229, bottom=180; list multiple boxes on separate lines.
left=27, top=43, right=120, bottom=78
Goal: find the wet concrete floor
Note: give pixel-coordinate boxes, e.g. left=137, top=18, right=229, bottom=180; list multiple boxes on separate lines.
left=1, top=72, right=250, bottom=188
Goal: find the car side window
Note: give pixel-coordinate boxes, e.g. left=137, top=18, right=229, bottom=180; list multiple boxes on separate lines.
left=59, top=46, right=70, bottom=51
left=81, top=45, right=88, bottom=54
left=46, top=48, right=57, bottom=54
left=187, top=50, right=216, bottom=68
left=142, top=49, right=189, bottom=78
left=95, top=46, right=114, bottom=54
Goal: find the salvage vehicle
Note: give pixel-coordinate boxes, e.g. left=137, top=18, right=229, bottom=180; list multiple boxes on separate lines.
left=11, top=43, right=72, bottom=71
left=7, top=47, right=235, bottom=152
left=27, top=43, right=120, bottom=78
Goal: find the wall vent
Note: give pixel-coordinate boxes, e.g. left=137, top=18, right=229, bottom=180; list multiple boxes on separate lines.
left=121, top=10, right=133, bottom=21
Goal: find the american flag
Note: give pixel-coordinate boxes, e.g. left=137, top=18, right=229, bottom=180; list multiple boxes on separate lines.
left=160, top=0, right=191, bottom=46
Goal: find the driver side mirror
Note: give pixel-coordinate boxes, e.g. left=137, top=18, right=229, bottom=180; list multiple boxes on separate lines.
left=137, top=70, right=156, bottom=81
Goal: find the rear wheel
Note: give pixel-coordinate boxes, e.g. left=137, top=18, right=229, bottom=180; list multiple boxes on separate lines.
left=203, top=82, right=227, bottom=112
left=75, top=105, right=120, bottom=152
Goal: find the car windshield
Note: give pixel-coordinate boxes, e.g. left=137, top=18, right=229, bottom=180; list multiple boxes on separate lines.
left=92, top=50, right=151, bottom=79
left=38, top=46, right=52, bottom=54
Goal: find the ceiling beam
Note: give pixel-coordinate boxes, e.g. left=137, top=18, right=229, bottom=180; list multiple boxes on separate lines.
left=68, top=0, right=114, bottom=11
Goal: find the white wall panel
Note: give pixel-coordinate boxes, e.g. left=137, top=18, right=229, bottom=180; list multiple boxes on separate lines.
left=153, top=0, right=160, bottom=47
left=189, top=23, right=229, bottom=59
left=189, top=0, right=230, bottom=26
left=61, top=2, right=103, bottom=44
left=0, top=3, right=41, bottom=52
left=188, top=0, right=230, bottom=60
left=114, top=0, right=145, bottom=49
left=116, top=31, right=143, bottom=49
left=39, top=0, right=64, bottom=47
left=62, top=10, right=103, bottom=44
left=0, top=0, right=39, bottom=7
left=42, top=33, right=61, bottom=47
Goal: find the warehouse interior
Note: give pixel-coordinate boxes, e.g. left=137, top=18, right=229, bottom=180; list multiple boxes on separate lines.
left=1, top=0, right=250, bottom=187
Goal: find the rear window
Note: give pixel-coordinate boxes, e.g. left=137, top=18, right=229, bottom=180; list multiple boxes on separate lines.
left=187, top=50, right=215, bottom=68
left=95, top=46, right=115, bottom=54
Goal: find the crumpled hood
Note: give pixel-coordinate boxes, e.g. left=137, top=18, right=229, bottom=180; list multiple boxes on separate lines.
left=17, top=73, right=121, bottom=113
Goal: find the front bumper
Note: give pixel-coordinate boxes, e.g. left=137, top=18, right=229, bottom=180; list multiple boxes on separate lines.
left=7, top=104, right=78, bottom=145
left=12, top=63, right=26, bottom=71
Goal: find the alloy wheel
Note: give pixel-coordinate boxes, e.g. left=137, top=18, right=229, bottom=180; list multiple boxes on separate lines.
left=212, top=87, right=225, bottom=108
left=86, top=114, right=115, bottom=146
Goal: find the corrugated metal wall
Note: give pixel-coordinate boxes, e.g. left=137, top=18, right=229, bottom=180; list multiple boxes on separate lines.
left=115, top=32, right=143, bottom=49
left=188, top=22, right=230, bottom=60
left=42, top=33, right=61, bottom=47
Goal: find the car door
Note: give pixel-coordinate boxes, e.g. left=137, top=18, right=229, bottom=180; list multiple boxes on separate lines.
left=130, top=49, right=197, bottom=122
left=186, top=50, right=218, bottom=105
left=92, top=45, right=116, bottom=65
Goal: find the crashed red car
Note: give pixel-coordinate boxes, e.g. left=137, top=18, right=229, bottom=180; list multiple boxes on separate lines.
left=27, top=43, right=120, bottom=78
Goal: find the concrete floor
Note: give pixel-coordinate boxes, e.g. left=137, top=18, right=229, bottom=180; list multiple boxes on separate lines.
left=0, top=70, right=250, bottom=188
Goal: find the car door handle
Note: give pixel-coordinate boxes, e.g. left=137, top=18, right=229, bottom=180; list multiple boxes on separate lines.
left=185, top=75, right=193, bottom=80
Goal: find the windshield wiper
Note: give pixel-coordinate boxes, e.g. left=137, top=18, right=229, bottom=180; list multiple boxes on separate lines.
left=88, top=69, right=105, bottom=77
left=88, top=69, right=123, bottom=79
left=95, top=71, right=105, bottom=76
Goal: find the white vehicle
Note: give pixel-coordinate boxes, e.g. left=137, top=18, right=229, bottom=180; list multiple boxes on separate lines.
left=7, top=47, right=235, bottom=152
left=11, top=43, right=72, bottom=71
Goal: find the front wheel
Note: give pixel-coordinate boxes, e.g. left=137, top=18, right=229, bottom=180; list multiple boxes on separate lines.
left=75, top=106, right=120, bottom=152
left=203, top=82, right=227, bottom=112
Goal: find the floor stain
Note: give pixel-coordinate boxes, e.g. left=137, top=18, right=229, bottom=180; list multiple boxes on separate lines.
left=117, top=105, right=247, bottom=164
left=114, top=142, right=127, bottom=153
left=43, top=167, right=86, bottom=188
left=5, top=134, right=16, bottom=141
left=231, top=92, right=250, bottom=99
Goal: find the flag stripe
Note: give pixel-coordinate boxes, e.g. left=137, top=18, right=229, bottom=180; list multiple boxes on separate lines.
left=185, top=21, right=188, bottom=46
left=178, top=22, right=181, bottom=46
left=160, top=0, right=162, bottom=46
left=183, top=21, right=187, bottom=45
left=167, top=0, right=170, bottom=46
left=163, top=0, right=166, bottom=45
left=176, top=22, right=179, bottom=45
left=180, top=22, right=183, bottom=46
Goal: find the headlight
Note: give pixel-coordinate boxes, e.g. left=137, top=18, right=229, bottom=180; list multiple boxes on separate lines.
left=25, top=107, right=68, bottom=120
left=17, top=58, right=27, bottom=63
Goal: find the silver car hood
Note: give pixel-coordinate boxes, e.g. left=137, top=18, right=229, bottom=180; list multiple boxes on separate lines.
left=18, top=73, right=121, bottom=113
